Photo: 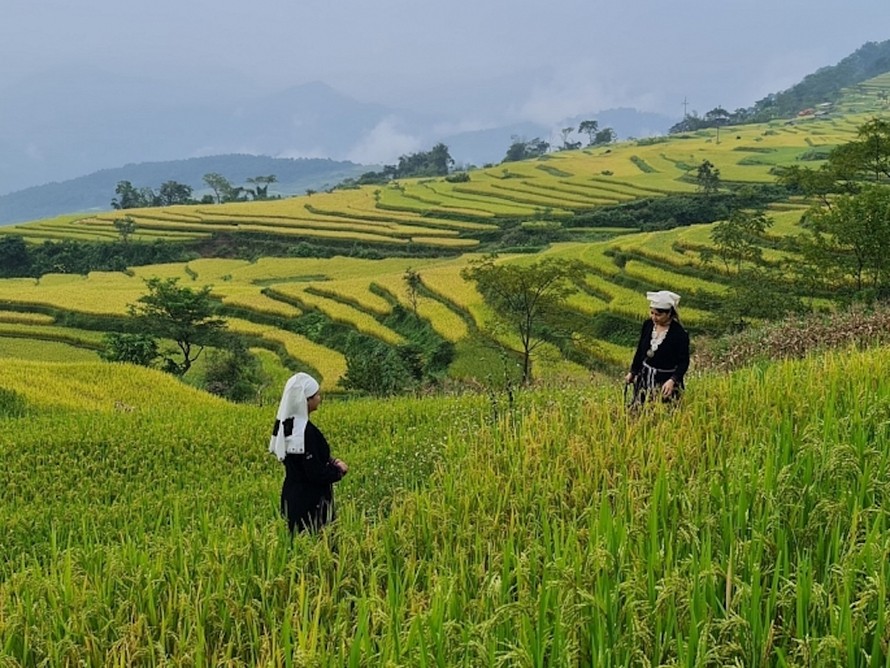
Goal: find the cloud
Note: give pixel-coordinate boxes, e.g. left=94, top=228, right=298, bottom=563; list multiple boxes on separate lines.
left=345, top=118, right=424, bottom=166
left=513, top=60, right=664, bottom=125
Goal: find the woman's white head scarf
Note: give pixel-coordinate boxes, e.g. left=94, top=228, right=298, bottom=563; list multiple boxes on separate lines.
left=269, top=372, right=320, bottom=461
left=646, top=290, right=681, bottom=310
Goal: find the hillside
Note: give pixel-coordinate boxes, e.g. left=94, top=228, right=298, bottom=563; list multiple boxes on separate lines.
left=0, top=154, right=372, bottom=226
left=2, top=348, right=889, bottom=664
left=0, top=71, right=888, bottom=391
left=747, top=38, right=890, bottom=122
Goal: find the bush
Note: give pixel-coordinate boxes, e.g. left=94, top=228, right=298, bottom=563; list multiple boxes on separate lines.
left=203, top=342, right=267, bottom=402
left=100, top=332, right=159, bottom=367
left=444, top=172, right=470, bottom=183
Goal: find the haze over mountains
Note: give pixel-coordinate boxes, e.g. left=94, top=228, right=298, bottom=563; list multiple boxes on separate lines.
left=0, top=68, right=675, bottom=224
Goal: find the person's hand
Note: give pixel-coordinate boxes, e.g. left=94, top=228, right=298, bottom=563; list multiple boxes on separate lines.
left=661, top=379, right=675, bottom=397
left=333, top=458, right=348, bottom=475
left=625, top=372, right=635, bottom=385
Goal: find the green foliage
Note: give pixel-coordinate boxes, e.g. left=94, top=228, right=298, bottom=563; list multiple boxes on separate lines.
left=202, top=340, right=268, bottom=402
left=129, top=277, right=228, bottom=376
left=696, top=160, right=721, bottom=194
left=803, top=185, right=890, bottom=298
left=746, top=39, right=890, bottom=122
left=0, top=236, right=31, bottom=277
left=461, top=255, right=588, bottom=384
left=0, top=235, right=192, bottom=278
left=571, top=187, right=787, bottom=231
left=403, top=267, right=421, bottom=314
left=708, top=208, right=773, bottom=273
left=99, top=332, right=159, bottom=367
left=112, top=179, right=193, bottom=209
left=443, top=171, right=470, bottom=183
left=112, top=216, right=137, bottom=243
left=629, top=155, right=656, bottom=173
left=711, top=267, right=804, bottom=332
left=502, top=136, right=550, bottom=163
left=341, top=337, right=416, bottom=396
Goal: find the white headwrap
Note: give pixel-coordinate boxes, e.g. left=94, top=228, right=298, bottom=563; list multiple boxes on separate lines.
left=269, top=372, right=320, bottom=461
left=646, top=290, right=681, bottom=310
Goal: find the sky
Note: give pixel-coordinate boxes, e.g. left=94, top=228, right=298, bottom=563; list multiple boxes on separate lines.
left=3, top=0, right=889, bottom=126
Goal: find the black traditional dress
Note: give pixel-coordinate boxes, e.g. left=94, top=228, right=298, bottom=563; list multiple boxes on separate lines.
left=629, top=319, right=690, bottom=405
left=279, top=421, right=344, bottom=533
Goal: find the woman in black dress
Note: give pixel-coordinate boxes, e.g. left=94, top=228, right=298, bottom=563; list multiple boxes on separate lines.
left=625, top=290, right=690, bottom=406
left=270, top=372, right=348, bottom=533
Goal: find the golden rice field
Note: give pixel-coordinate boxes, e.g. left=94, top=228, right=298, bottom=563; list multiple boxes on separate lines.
left=1, top=346, right=888, bottom=665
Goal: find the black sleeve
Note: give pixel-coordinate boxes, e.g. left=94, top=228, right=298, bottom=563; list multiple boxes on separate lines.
left=630, top=320, right=650, bottom=375
left=298, top=424, right=344, bottom=485
left=670, top=326, right=690, bottom=384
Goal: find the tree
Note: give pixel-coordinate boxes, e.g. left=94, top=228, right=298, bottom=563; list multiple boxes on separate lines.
left=246, top=175, right=277, bottom=200
left=341, top=339, right=414, bottom=396
left=99, top=332, right=159, bottom=367
left=129, top=277, right=227, bottom=376
left=203, top=172, right=234, bottom=204
left=403, top=267, right=422, bottom=315
left=578, top=119, right=599, bottom=146
left=203, top=340, right=267, bottom=402
left=804, top=186, right=890, bottom=297
left=829, top=117, right=890, bottom=183
left=396, top=143, right=454, bottom=177
left=113, top=216, right=137, bottom=243
left=592, top=127, right=617, bottom=146
left=0, top=236, right=31, bottom=277
left=708, top=208, right=772, bottom=273
left=111, top=180, right=147, bottom=209
left=502, top=136, right=550, bottom=163
left=461, top=255, right=588, bottom=384
left=696, top=160, right=721, bottom=195
left=559, top=127, right=581, bottom=151
left=158, top=181, right=194, bottom=206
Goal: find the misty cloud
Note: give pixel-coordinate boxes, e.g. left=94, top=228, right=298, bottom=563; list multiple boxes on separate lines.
left=346, top=119, right=424, bottom=166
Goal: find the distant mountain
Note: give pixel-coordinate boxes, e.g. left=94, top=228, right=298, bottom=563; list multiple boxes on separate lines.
left=0, top=65, right=680, bottom=199
left=0, top=155, right=371, bottom=225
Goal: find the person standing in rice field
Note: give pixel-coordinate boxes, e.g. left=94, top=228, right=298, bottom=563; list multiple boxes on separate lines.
left=270, top=372, right=347, bottom=533
left=625, top=290, right=690, bottom=407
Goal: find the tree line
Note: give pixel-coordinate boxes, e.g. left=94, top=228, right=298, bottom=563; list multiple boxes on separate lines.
left=111, top=173, right=279, bottom=209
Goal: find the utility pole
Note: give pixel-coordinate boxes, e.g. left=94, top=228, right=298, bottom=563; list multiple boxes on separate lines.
left=682, top=97, right=689, bottom=118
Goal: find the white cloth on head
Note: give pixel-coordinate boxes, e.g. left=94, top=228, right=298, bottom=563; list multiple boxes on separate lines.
left=646, top=290, right=681, bottom=310
left=269, top=372, right=320, bottom=461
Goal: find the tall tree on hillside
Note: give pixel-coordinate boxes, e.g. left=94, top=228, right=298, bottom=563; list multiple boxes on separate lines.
left=461, top=255, right=587, bottom=384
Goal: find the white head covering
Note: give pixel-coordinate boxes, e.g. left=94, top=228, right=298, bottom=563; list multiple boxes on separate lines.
left=269, top=372, right=320, bottom=461
left=646, top=290, right=681, bottom=310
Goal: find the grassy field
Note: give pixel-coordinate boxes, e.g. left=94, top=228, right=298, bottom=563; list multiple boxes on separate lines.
left=1, top=347, right=888, bottom=665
